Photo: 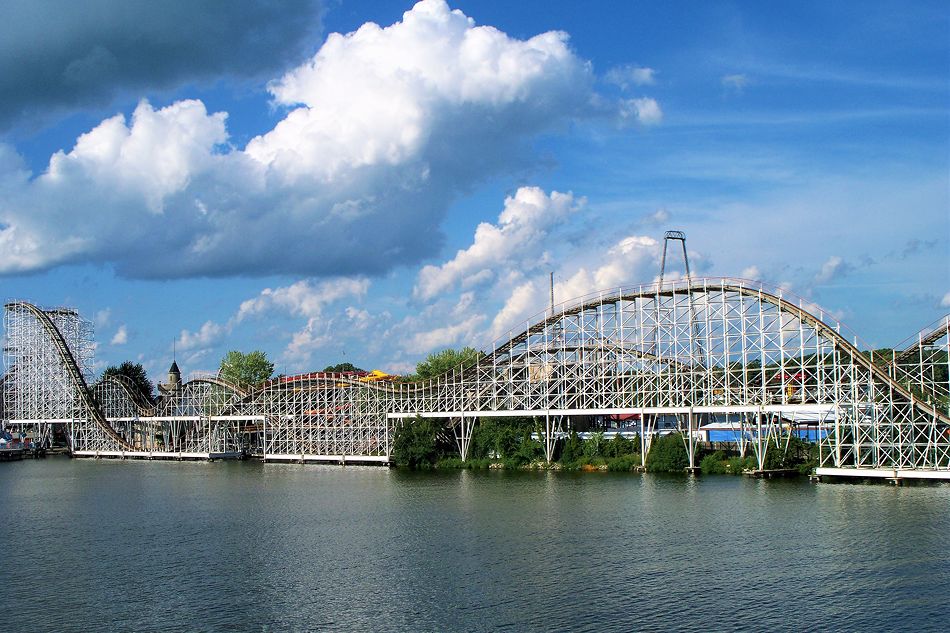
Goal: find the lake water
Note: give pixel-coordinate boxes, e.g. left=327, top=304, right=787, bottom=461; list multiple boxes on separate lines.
left=2, top=458, right=949, bottom=632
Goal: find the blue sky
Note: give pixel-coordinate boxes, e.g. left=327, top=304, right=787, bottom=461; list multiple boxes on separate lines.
left=1, top=0, right=947, bottom=380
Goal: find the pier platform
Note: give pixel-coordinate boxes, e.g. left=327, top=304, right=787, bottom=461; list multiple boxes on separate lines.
left=815, top=467, right=950, bottom=482
left=0, top=447, right=25, bottom=461
left=746, top=468, right=800, bottom=479
left=71, top=449, right=244, bottom=461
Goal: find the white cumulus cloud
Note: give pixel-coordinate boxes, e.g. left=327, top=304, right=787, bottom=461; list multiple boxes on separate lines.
left=621, top=97, right=663, bottom=125
left=176, top=320, right=225, bottom=352
left=94, top=308, right=112, bottom=329
left=237, top=277, right=369, bottom=322
left=605, top=64, right=657, bottom=89
left=408, top=314, right=485, bottom=354
left=284, top=318, right=334, bottom=364
left=0, top=0, right=600, bottom=280
left=813, top=255, right=851, bottom=284
left=110, top=325, right=128, bottom=345
left=740, top=265, right=761, bottom=280
left=414, top=187, right=581, bottom=300
left=489, top=234, right=658, bottom=339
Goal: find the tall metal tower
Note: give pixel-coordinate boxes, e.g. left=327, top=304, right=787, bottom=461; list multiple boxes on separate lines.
left=658, top=230, right=692, bottom=285
left=653, top=230, right=703, bottom=366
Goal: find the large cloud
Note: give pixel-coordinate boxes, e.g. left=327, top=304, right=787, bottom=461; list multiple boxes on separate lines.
left=414, top=187, right=581, bottom=301
left=236, top=278, right=370, bottom=322
left=0, top=0, right=323, bottom=131
left=488, top=234, right=659, bottom=339
left=172, top=276, right=369, bottom=366
left=0, top=0, right=605, bottom=279
left=164, top=190, right=673, bottom=373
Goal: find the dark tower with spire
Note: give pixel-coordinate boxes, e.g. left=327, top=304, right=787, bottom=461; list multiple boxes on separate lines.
left=167, top=360, right=181, bottom=390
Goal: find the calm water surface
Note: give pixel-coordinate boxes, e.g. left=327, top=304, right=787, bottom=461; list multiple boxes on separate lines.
left=2, top=458, right=949, bottom=632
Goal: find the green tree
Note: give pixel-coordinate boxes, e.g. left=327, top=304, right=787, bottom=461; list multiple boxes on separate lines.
left=603, top=434, right=637, bottom=459
left=219, top=350, right=274, bottom=387
left=323, top=362, right=364, bottom=373
left=415, top=347, right=483, bottom=380
left=646, top=433, right=690, bottom=473
left=583, top=431, right=605, bottom=460
left=102, top=361, right=155, bottom=404
left=391, top=416, right=447, bottom=468
left=559, top=431, right=583, bottom=465
left=511, top=431, right=544, bottom=466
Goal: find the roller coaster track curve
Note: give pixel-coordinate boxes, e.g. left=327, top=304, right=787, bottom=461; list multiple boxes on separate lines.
left=5, top=301, right=134, bottom=451
left=392, top=278, right=949, bottom=424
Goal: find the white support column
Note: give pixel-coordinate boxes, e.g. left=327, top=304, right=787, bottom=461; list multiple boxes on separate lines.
left=544, top=413, right=555, bottom=463
left=456, top=414, right=473, bottom=462
left=688, top=407, right=695, bottom=470
left=756, top=408, right=765, bottom=470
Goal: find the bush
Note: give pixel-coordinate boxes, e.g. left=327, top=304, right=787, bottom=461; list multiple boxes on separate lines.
left=511, top=432, right=544, bottom=466
left=583, top=432, right=605, bottom=460
left=603, top=434, right=638, bottom=459
left=469, top=421, right=498, bottom=460
left=559, top=431, right=583, bottom=465
left=797, top=459, right=818, bottom=475
left=646, top=433, right=690, bottom=473
left=726, top=456, right=756, bottom=473
left=763, top=445, right=787, bottom=470
left=392, top=416, right=445, bottom=468
left=435, top=457, right=467, bottom=469
left=607, top=454, right=641, bottom=471
left=468, top=417, right=537, bottom=461
left=495, top=426, right=521, bottom=459
left=700, top=451, right=728, bottom=474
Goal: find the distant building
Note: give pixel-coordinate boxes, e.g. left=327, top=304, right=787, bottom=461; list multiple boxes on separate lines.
left=158, top=360, right=181, bottom=394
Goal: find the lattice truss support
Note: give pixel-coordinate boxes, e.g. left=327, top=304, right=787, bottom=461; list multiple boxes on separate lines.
left=1, top=304, right=243, bottom=456
left=390, top=279, right=950, bottom=472
left=2, top=283, right=949, bottom=472
left=229, top=375, right=390, bottom=461
left=3, top=303, right=93, bottom=448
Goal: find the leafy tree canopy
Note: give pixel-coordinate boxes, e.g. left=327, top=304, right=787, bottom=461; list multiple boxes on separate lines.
left=219, top=350, right=274, bottom=386
left=323, top=362, right=364, bottom=373
left=415, top=347, right=482, bottom=381
left=391, top=416, right=444, bottom=468
left=645, top=432, right=690, bottom=473
left=102, top=361, right=155, bottom=404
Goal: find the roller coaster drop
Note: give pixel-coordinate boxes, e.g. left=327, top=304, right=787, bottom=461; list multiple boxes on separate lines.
left=2, top=277, right=949, bottom=480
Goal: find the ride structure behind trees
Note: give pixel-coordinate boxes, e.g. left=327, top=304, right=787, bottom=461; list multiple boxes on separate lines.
left=102, top=361, right=155, bottom=404
left=219, top=350, right=274, bottom=387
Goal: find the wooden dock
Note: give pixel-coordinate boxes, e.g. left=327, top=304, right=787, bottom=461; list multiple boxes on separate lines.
left=745, top=468, right=800, bottom=479
left=0, top=448, right=25, bottom=461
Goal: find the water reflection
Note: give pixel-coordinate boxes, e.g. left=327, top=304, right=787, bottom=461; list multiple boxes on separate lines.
left=1, top=459, right=948, bottom=632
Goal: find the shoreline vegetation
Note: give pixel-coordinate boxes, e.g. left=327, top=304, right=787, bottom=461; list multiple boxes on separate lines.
left=391, top=416, right=820, bottom=476
left=385, top=348, right=820, bottom=477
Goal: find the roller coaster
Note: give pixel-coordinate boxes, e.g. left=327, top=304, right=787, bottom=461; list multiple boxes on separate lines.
left=2, top=277, right=948, bottom=480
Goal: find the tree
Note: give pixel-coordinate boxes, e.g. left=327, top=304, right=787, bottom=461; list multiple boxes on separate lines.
left=391, top=416, right=445, bottom=468
left=646, top=432, right=689, bottom=473
left=415, top=347, right=483, bottom=380
left=323, top=362, right=364, bottom=373
left=559, top=431, right=583, bottom=465
left=102, top=361, right=155, bottom=404
left=219, top=350, right=274, bottom=386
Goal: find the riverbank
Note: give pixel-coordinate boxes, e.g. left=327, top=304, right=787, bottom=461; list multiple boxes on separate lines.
left=392, top=417, right=820, bottom=477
